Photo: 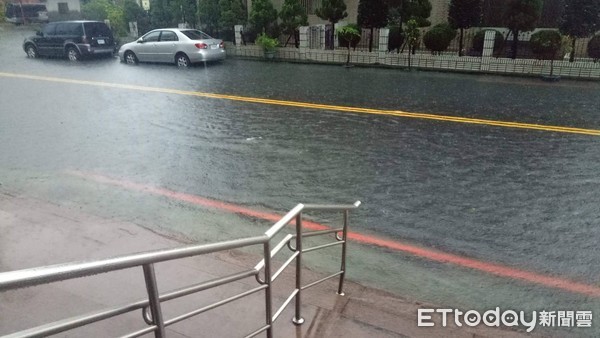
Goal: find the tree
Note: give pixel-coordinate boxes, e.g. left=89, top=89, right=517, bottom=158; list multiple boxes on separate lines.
left=198, top=0, right=220, bottom=36
left=405, top=19, right=420, bottom=68
left=357, top=0, right=387, bottom=52
left=82, top=0, right=127, bottom=36
left=337, top=24, right=361, bottom=65
left=249, top=0, right=278, bottom=35
left=401, top=0, right=433, bottom=27
left=279, top=0, right=308, bottom=47
left=503, top=0, right=543, bottom=59
left=448, top=0, right=482, bottom=56
left=559, top=0, right=600, bottom=62
left=315, top=0, right=348, bottom=49
left=150, top=0, right=174, bottom=28
left=423, top=23, right=457, bottom=54
left=171, top=0, right=197, bottom=27
left=219, top=0, right=247, bottom=41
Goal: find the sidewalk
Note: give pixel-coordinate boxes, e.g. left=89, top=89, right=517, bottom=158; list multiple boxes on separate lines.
left=0, top=191, right=533, bottom=337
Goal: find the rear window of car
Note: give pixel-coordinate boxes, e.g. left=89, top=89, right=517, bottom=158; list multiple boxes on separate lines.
left=56, top=22, right=82, bottom=35
left=83, top=22, right=112, bottom=37
left=181, top=30, right=212, bottom=40
left=43, top=23, right=57, bottom=36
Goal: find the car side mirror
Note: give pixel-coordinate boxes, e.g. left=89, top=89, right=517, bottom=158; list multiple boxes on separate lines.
left=36, top=31, right=43, bottom=37
left=137, top=38, right=144, bottom=43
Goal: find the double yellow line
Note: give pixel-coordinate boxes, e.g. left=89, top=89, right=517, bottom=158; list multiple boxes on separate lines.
left=2, top=71, right=599, bottom=136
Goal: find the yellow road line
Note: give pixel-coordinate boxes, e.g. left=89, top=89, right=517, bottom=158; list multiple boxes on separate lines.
left=1, top=71, right=599, bottom=136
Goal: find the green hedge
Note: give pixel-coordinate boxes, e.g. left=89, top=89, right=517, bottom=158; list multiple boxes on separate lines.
left=423, top=23, right=456, bottom=53
left=588, top=35, right=600, bottom=61
left=530, top=30, right=562, bottom=59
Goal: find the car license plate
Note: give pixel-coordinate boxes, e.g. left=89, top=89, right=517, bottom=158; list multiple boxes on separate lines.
left=98, top=39, right=105, bottom=44
left=211, top=44, right=218, bottom=49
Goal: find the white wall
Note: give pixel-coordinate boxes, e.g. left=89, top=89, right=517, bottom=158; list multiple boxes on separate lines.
left=45, top=0, right=81, bottom=13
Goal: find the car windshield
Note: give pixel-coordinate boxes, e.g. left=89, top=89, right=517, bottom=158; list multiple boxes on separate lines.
left=181, top=30, right=212, bottom=40
left=84, top=22, right=111, bottom=37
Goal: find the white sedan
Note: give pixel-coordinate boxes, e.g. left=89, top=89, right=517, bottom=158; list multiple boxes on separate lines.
left=119, top=28, right=226, bottom=67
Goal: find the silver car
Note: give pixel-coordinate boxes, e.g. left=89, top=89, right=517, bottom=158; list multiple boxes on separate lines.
left=118, top=28, right=226, bottom=67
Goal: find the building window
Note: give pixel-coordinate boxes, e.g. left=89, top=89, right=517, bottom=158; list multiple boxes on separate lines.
left=58, top=2, right=69, bottom=14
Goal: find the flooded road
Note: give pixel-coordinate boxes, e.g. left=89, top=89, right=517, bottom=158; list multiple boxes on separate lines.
left=2, top=25, right=600, bottom=335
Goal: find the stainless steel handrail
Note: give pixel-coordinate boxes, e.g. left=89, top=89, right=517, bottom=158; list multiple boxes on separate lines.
left=0, top=201, right=361, bottom=338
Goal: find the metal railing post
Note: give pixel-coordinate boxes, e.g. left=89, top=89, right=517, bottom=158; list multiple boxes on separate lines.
left=143, top=264, right=166, bottom=338
left=292, top=213, right=305, bottom=325
left=337, top=210, right=349, bottom=296
left=263, top=242, right=274, bottom=338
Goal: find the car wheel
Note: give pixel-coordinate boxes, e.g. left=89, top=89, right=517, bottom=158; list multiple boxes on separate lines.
left=25, top=44, right=37, bottom=58
left=67, top=47, right=80, bottom=61
left=175, top=53, right=190, bottom=68
left=124, top=51, right=138, bottom=65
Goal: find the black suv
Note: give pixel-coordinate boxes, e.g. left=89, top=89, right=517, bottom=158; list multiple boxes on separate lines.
left=23, top=21, right=116, bottom=61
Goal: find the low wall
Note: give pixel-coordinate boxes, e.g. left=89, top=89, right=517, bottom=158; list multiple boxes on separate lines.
left=226, top=44, right=600, bottom=80
left=227, top=27, right=599, bottom=80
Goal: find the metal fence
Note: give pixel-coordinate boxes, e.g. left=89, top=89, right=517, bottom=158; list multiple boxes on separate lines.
left=425, top=28, right=594, bottom=61
left=0, top=201, right=361, bottom=338
left=352, top=28, right=381, bottom=52
left=295, top=25, right=595, bottom=61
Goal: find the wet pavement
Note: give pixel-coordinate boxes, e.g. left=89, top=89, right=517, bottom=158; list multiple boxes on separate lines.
left=1, top=23, right=600, bottom=336
left=0, top=192, right=540, bottom=337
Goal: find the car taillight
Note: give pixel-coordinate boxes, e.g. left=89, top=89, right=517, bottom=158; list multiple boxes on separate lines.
left=195, top=43, right=208, bottom=49
left=82, top=35, right=88, bottom=44
left=219, top=41, right=224, bottom=48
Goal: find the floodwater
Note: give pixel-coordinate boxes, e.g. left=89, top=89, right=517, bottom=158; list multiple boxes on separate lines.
left=2, top=25, right=600, bottom=335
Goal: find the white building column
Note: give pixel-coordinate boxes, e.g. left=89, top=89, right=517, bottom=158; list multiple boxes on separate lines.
left=234, top=25, right=244, bottom=45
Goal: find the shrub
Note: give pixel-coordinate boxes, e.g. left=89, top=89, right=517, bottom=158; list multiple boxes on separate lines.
left=423, top=23, right=457, bottom=53
left=387, top=25, right=405, bottom=52
left=588, top=35, right=600, bottom=61
left=472, top=30, right=504, bottom=55
left=337, top=24, right=361, bottom=48
left=529, top=30, right=562, bottom=59
left=255, top=32, right=278, bottom=51
left=249, top=0, right=278, bottom=34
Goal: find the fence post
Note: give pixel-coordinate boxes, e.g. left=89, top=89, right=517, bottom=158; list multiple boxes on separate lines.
left=316, top=24, right=326, bottom=50
left=337, top=210, right=349, bottom=296
left=480, top=30, right=495, bottom=72
left=378, top=28, right=390, bottom=65
left=263, top=242, right=274, bottom=338
left=128, top=21, right=138, bottom=38
left=143, top=264, right=166, bottom=338
left=292, top=213, right=305, bottom=325
left=299, top=26, right=309, bottom=60
left=234, top=25, right=244, bottom=46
